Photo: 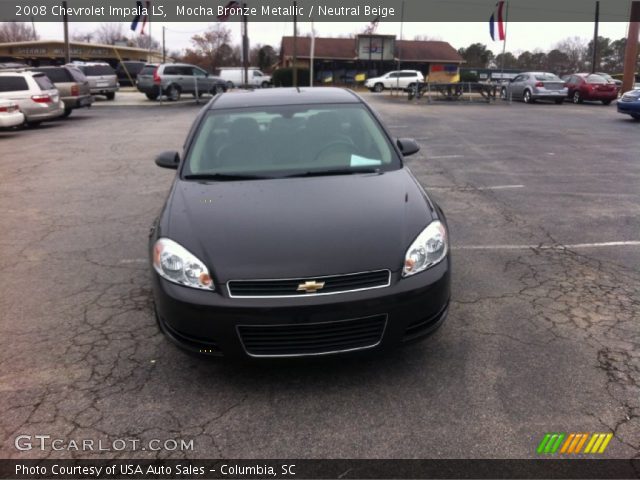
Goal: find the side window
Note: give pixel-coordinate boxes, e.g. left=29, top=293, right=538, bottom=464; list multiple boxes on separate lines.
left=192, top=67, right=207, bottom=77
left=253, top=70, right=262, bottom=77
left=163, top=66, right=178, bottom=75
left=180, top=66, right=194, bottom=76
left=387, top=72, right=399, bottom=78
left=513, top=75, right=523, bottom=82
left=0, top=76, right=29, bottom=92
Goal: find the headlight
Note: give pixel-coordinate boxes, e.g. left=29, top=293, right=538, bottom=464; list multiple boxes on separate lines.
left=152, top=238, right=214, bottom=290
left=402, top=221, right=448, bottom=277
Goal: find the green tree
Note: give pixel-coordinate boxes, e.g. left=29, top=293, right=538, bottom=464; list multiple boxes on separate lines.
left=547, top=49, right=570, bottom=75
left=494, top=52, right=518, bottom=69
left=457, top=43, right=494, bottom=68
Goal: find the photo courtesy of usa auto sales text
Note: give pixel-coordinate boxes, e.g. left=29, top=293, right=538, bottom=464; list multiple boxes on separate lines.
left=15, top=463, right=294, bottom=477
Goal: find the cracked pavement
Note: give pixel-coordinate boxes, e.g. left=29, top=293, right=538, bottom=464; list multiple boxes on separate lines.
left=1, top=95, right=638, bottom=459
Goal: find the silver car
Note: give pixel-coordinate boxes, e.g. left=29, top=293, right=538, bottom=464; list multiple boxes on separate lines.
left=0, top=71, right=64, bottom=126
left=501, top=72, right=567, bottom=104
left=71, top=62, right=119, bottom=100
left=136, top=63, right=227, bottom=101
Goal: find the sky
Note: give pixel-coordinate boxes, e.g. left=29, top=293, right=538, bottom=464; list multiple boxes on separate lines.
left=33, top=21, right=630, bottom=55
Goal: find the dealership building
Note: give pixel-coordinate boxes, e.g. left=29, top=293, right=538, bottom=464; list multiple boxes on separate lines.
left=0, top=40, right=162, bottom=67
left=280, top=35, right=464, bottom=84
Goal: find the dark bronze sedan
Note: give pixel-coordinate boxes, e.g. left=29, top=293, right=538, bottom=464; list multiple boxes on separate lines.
left=150, top=87, right=450, bottom=359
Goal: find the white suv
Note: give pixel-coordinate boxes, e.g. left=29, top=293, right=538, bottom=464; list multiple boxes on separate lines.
left=365, top=70, right=424, bottom=92
left=0, top=71, right=64, bottom=126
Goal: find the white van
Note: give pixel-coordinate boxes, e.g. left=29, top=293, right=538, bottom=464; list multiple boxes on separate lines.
left=217, top=67, right=271, bottom=88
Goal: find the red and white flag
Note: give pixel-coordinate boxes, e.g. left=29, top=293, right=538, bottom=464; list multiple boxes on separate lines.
left=489, top=1, right=506, bottom=41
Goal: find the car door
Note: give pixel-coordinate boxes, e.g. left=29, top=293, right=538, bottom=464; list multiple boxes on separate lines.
left=508, top=75, right=523, bottom=98
left=177, top=66, right=195, bottom=93
left=397, top=72, right=414, bottom=88
left=191, top=66, right=210, bottom=93
left=384, top=72, right=398, bottom=88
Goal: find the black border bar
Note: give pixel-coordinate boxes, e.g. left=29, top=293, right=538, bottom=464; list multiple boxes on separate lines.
left=0, top=0, right=636, bottom=22
left=1, top=459, right=640, bottom=479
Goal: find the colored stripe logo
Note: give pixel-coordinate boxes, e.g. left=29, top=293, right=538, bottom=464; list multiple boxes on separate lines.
left=537, top=433, right=613, bottom=454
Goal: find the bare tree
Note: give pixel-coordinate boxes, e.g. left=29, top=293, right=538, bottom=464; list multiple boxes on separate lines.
left=189, top=24, right=237, bottom=71
left=95, top=23, right=126, bottom=45
left=412, top=35, right=442, bottom=41
left=71, top=29, right=95, bottom=43
left=128, top=35, right=160, bottom=51
left=0, top=22, right=39, bottom=42
left=554, top=36, right=588, bottom=72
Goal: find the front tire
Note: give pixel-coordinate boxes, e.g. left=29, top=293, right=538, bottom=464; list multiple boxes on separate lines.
left=261, top=81, right=270, bottom=88
left=146, top=92, right=158, bottom=100
left=573, top=91, right=583, bottom=104
left=602, top=99, right=612, bottom=105
left=105, top=92, right=115, bottom=100
left=373, top=83, right=384, bottom=93
left=62, top=108, right=72, bottom=118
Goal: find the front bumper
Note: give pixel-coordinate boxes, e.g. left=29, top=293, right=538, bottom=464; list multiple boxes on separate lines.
left=152, top=261, right=451, bottom=359
left=617, top=101, right=640, bottom=114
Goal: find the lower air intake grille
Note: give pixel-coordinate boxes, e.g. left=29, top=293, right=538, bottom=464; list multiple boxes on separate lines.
left=237, top=314, right=387, bottom=357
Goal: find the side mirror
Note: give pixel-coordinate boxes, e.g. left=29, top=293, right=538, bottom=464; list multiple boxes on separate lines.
left=397, top=138, right=420, bottom=157
left=155, top=151, right=180, bottom=169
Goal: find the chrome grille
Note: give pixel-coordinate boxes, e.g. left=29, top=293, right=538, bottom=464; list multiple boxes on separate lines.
left=227, top=270, right=391, bottom=298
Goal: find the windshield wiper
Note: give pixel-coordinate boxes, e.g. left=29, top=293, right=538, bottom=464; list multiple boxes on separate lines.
left=183, top=173, right=271, bottom=181
left=284, top=168, right=381, bottom=178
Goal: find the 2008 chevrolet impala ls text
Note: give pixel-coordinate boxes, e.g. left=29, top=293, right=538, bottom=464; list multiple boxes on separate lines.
left=149, top=87, right=450, bottom=359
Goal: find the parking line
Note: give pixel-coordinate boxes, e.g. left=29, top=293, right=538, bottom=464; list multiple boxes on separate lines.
left=427, top=154, right=465, bottom=159
left=427, top=184, right=524, bottom=191
left=476, top=184, right=524, bottom=190
left=454, top=241, right=640, bottom=251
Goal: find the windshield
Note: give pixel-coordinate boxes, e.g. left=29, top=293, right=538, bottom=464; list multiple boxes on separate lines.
left=183, top=104, right=399, bottom=178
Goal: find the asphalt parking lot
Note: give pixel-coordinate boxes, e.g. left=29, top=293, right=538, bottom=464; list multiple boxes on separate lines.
left=1, top=93, right=639, bottom=459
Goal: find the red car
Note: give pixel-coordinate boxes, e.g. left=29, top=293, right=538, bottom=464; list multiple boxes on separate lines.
left=562, top=73, right=618, bottom=105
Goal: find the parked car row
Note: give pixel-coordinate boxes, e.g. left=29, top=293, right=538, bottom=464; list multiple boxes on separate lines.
left=497, top=71, right=629, bottom=106
left=0, top=60, right=121, bottom=127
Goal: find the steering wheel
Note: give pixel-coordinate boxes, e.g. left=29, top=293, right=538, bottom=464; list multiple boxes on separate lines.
left=313, top=139, right=356, bottom=162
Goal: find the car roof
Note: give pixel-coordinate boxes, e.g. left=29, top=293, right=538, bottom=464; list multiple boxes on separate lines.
left=0, top=70, right=42, bottom=77
left=210, top=87, right=360, bottom=109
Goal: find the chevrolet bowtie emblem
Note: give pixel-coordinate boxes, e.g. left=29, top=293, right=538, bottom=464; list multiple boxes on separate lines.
left=297, top=280, right=326, bottom=293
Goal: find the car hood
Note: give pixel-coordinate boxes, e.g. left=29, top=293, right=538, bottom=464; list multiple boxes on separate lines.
left=162, top=169, right=435, bottom=281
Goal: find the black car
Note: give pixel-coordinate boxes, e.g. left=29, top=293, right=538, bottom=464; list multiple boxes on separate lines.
left=150, top=87, right=451, bottom=359
left=116, top=61, right=146, bottom=86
